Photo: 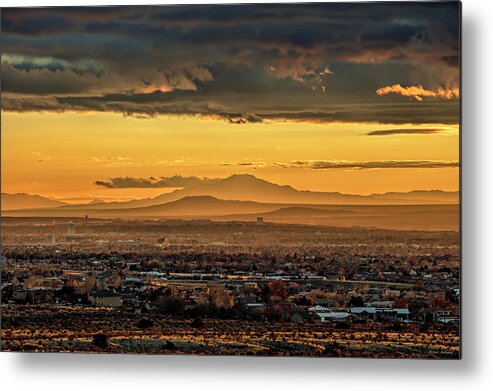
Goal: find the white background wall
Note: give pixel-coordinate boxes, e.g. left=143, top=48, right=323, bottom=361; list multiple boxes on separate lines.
left=1, top=0, right=491, bottom=390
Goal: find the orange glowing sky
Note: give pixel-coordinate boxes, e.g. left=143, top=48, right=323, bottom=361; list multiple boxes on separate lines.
left=2, top=111, right=459, bottom=202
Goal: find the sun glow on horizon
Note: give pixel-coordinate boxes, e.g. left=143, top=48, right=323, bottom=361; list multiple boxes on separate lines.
left=1, top=111, right=459, bottom=201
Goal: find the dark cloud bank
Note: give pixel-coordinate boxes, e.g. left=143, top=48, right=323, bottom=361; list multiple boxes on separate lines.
left=94, top=175, right=220, bottom=188
left=276, top=160, right=459, bottom=170
left=1, top=3, right=460, bottom=125
left=366, top=128, right=443, bottom=136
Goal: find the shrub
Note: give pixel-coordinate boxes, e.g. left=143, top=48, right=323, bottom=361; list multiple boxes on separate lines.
left=163, top=340, right=176, bottom=350
left=93, top=333, right=109, bottom=349
left=334, top=321, right=350, bottom=330
left=137, top=318, right=154, bottom=329
left=191, top=318, right=204, bottom=328
left=387, top=322, right=403, bottom=332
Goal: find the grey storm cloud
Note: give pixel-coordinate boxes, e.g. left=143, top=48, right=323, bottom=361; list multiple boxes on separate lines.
left=276, top=160, right=459, bottom=170
left=366, top=128, right=443, bottom=136
left=1, top=3, right=460, bottom=124
left=0, top=92, right=460, bottom=125
left=94, top=175, right=221, bottom=188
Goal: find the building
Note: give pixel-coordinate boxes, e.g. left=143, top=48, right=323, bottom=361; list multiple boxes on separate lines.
left=89, top=289, right=123, bottom=307
left=256, top=217, right=264, bottom=224
left=308, top=305, right=329, bottom=313
left=48, top=234, right=56, bottom=245
left=350, top=306, right=410, bottom=321
left=67, top=222, right=76, bottom=235
left=349, top=307, right=377, bottom=319
left=316, top=312, right=351, bottom=323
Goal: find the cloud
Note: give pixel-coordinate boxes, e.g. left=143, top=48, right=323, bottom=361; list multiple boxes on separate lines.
left=1, top=91, right=460, bottom=125
left=366, top=128, right=442, bottom=136
left=275, top=160, right=459, bottom=170
left=91, top=157, right=128, bottom=161
left=217, top=159, right=458, bottom=170
left=226, top=114, right=263, bottom=124
left=94, top=175, right=220, bottom=188
left=219, top=161, right=267, bottom=167
left=90, top=156, right=133, bottom=166
left=2, top=12, right=74, bottom=36
left=376, top=84, right=459, bottom=101
left=441, top=55, right=459, bottom=67
left=318, top=67, right=334, bottom=75
left=1, top=3, right=460, bottom=124
left=1, top=62, right=103, bottom=95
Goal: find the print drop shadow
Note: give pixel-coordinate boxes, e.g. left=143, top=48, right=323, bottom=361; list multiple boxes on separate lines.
left=12, top=10, right=479, bottom=380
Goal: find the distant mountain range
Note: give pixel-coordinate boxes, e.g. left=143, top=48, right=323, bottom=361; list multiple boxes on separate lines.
left=88, top=199, right=106, bottom=205
left=110, top=174, right=459, bottom=207
left=2, top=194, right=459, bottom=231
left=2, top=174, right=458, bottom=212
left=11, top=174, right=459, bottom=210
left=1, top=174, right=459, bottom=230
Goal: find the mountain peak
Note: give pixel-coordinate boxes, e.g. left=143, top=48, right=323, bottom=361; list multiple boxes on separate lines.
left=179, top=195, right=220, bottom=202
left=89, top=199, right=106, bottom=204
left=224, top=173, right=264, bottom=182
left=222, top=174, right=294, bottom=189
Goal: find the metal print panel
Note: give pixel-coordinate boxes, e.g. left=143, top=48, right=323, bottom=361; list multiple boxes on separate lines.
left=0, top=2, right=461, bottom=358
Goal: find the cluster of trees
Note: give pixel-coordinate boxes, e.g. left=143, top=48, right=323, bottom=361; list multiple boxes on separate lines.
left=156, top=285, right=235, bottom=318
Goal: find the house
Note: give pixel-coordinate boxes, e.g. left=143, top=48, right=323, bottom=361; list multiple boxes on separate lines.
left=313, top=297, right=335, bottom=307
left=316, top=312, right=351, bottom=323
left=437, top=316, right=459, bottom=324
left=394, top=308, right=410, bottom=320
left=308, top=305, right=329, bottom=313
left=12, top=287, right=28, bottom=302
left=30, top=287, right=55, bottom=304
left=367, top=300, right=393, bottom=308
left=119, top=289, right=138, bottom=306
left=89, top=289, right=122, bottom=307
left=350, top=306, right=410, bottom=321
left=350, top=306, right=377, bottom=319
left=245, top=303, right=265, bottom=311
left=420, top=308, right=451, bottom=322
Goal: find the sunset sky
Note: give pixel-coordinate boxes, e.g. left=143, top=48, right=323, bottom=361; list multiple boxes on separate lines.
left=1, top=3, right=460, bottom=203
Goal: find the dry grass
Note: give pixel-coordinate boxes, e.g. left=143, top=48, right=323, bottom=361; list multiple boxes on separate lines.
left=1, top=304, right=459, bottom=358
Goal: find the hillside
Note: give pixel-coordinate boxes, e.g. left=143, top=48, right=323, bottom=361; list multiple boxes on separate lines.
left=2, top=195, right=459, bottom=231
left=1, top=193, right=67, bottom=210
left=99, top=195, right=279, bottom=217
left=220, top=204, right=460, bottom=231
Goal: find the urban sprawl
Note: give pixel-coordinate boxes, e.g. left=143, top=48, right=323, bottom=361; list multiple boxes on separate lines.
left=1, top=218, right=460, bottom=358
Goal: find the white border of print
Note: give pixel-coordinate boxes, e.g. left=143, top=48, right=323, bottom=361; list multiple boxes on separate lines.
left=1, top=1, right=492, bottom=391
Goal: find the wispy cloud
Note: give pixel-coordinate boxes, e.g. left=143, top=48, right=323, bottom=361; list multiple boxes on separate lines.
left=366, top=128, right=442, bottom=136
left=376, top=84, right=459, bottom=102
left=275, top=160, right=459, bottom=170
left=94, top=175, right=220, bottom=188
left=91, top=156, right=129, bottom=162
left=219, top=161, right=267, bottom=167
